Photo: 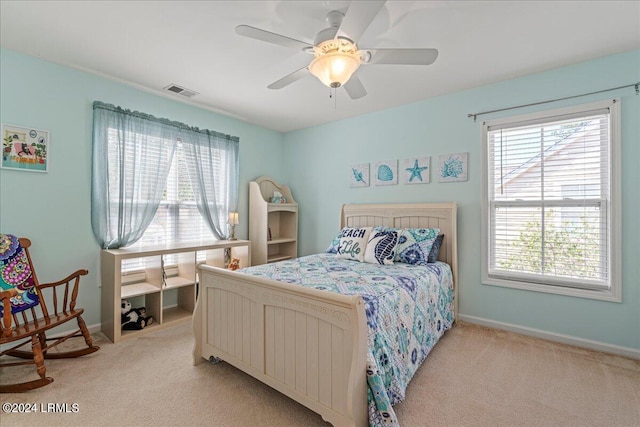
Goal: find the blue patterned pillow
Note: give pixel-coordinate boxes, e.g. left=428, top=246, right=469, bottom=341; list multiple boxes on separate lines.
left=427, top=233, right=444, bottom=263
left=364, top=230, right=398, bottom=265
left=395, top=228, right=440, bottom=265
left=326, top=228, right=347, bottom=253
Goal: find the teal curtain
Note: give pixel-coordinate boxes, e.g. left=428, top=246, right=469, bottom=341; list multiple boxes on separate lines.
left=91, top=101, right=179, bottom=249
left=91, top=101, right=240, bottom=249
left=92, top=102, right=179, bottom=249
left=181, top=129, right=239, bottom=239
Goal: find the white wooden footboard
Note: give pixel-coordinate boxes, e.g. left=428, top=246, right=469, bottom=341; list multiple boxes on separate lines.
left=193, top=265, right=369, bottom=427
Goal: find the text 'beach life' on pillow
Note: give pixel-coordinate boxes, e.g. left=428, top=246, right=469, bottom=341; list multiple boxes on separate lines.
left=335, top=227, right=372, bottom=262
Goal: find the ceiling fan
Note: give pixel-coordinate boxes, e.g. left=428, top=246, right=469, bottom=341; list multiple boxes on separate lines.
left=235, top=0, right=438, bottom=99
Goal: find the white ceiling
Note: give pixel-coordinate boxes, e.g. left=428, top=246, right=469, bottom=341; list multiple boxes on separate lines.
left=1, top=1, right=639, bottom=133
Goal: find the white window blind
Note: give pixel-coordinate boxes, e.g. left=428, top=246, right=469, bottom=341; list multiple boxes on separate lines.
left=111, top=139, right=216, bottom=272
left=482, top=100, right=620, bottom=297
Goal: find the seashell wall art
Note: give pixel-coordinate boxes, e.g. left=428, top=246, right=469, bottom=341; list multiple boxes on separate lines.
left=350, top=163, right=370, bottom=187
left=350, top=154, right=467, bottom=188
left=374, top=160, right=398, bottom=186
left=437, top=152, right=468, bottom=182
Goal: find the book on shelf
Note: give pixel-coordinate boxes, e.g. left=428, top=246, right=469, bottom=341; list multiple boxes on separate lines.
left=268, top=227, right=272, bottom=241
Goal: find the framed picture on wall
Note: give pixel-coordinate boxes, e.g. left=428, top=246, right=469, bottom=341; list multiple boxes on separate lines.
left=403, top=156, right=430, bottom=184
left=374, top=160, right=398, bottom=186
left=437, top=152, right=468, bottom=182
left=350, top=163, right=370, bottom=187
left=1, top=124, right=49, bottom=173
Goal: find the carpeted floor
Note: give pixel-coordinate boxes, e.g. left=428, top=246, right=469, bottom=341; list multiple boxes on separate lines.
left=1, top=321, right=638, bottom=427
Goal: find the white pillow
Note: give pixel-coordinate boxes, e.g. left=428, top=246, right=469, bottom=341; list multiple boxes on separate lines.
left=335, top=227, right=372, bottom=262
left=364, top=230, right=398, bottom=265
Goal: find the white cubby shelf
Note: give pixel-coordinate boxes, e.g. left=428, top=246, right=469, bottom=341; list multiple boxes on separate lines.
left=101, top=239, right=250, bottom=343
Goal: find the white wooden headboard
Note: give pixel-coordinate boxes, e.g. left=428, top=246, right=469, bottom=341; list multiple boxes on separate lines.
left=340, top=203, right=458, bottom=319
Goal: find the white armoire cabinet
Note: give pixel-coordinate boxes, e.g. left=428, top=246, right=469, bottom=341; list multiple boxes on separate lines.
left=249, top=176, right=298, bottom=265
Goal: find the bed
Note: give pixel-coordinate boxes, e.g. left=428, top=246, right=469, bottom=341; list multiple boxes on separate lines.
left=192, top=203, right=458, bottom=426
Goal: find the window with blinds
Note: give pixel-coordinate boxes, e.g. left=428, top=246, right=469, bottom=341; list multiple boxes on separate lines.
left=120, top=141, right=217, bottom=272
left=481, top=99, right=621, bottom=300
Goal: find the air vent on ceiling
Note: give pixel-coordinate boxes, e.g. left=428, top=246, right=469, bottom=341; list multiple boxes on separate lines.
left=163, top=84, right=199, bottom=98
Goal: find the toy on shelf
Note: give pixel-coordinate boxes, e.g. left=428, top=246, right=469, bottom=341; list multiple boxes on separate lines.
left=227, top=258, right=240, bottom=271
left=121, top=299, right=154, bottom=330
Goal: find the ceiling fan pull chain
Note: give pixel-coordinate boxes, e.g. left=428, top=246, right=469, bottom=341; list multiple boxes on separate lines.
left=328, top=87, right=334, bottom=108
left=331, top=87, right=337, bottom=109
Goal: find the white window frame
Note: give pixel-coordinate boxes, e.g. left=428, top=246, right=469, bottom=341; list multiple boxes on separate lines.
left=481, top=99, right=621, bottom=302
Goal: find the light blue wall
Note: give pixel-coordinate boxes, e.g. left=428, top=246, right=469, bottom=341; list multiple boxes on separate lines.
left=283, top=49, right=640, bottom=350
left=2, top=47, right=638, bottom=350
left=0, top=48, right=285, bottom=328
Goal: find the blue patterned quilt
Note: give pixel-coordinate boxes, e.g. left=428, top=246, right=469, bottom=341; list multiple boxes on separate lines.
left=239, top=253, right=454, bottom=426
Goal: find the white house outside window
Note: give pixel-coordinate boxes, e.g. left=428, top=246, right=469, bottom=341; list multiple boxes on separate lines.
left=481, top=99, right=621, bottom=302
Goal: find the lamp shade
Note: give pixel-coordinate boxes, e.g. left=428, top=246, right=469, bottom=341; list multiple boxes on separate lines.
left=308, top=38, right=362, bottom=88
left=228, top=212, right=239, bottom=225
left=309, top=51, right=361, bottom=88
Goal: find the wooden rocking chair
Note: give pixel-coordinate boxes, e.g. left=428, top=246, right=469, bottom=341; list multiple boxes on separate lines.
left=0, top=236, right=99, bottom=392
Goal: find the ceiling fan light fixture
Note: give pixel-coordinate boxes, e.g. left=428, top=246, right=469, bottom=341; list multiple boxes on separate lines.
left=308, top=39, right=362, bottom=88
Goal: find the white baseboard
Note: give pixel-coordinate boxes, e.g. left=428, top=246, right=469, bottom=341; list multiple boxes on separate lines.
left=458, top=314, right=640, bottom=360
left=35, top=322, right=103, bottom=339
left=0, top=322, right=105, bottom=353
left=53, top=316, right=168, bottom=340
left=87, top=322, right=102, bottom=336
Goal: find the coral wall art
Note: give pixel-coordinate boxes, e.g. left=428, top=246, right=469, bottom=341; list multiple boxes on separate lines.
left=374, top=160, right=398, bottom=186
left=350, top=163, right=370, bottom=187
left=437, top=152, right=468, bottom=182
left=403, top=157, right=430, bottom=184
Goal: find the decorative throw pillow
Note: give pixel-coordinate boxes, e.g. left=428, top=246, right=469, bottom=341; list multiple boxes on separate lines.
left=395, top=228, right=440, bottom=265
left=364, top=230, right=398, bottom=265
left=326, top=227, right=347, bottom=253
left=335, top=227, right=372, bottom=262
left=373, top=226, right=397, bottom=233
left=427, top=234, right=444, bottom=263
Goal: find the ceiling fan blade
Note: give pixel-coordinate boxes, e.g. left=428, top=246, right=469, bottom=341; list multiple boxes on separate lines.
left=365, top=48, right=439, bottom=65
left=337, top=0, right=386, bottom=43
left=235, top=25, right=312, bottom=51
left=343, top=75, right=367, bottom=100
left=267, top=67, right=309, bottom=90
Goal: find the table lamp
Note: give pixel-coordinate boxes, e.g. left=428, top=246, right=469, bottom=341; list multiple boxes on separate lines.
left=228, top=212, right=239, bottom=240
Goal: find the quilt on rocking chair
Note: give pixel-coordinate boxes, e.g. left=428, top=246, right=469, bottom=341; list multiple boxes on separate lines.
left=0, top=234, right=40, bottom=315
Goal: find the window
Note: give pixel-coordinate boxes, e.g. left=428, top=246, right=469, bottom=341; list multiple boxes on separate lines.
left=128, top=141, right=225, bottom=248
left=121, top=142, right=215, bottom=272
left=481, top=99, right=621, bottom=301
left=92, top=101, right=240, bottom=273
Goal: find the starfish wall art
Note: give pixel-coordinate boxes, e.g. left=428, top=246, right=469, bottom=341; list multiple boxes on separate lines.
left=403, top=157, right=430, bottom=184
